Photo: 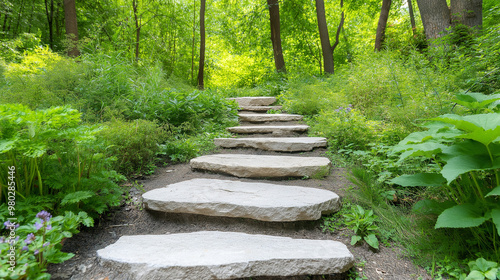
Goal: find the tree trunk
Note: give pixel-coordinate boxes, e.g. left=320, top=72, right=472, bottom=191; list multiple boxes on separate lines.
left=331, top=0, right=344, bottom=55
left=375, top=0, right=391, bottom=51
left=63, top=0, right=80, bottom=57
left=315, top=0, right=334, bottom=74
left=191, top=0, right=196, bottom=84
left=407, top=0, right=416, bottom=34
left=416, top=0, right=451, bottom=40
left=197, top=0, right=206, bottom=90
left=267, top=0, right=286, bottom=73
left=133, top=0, right=141, bottom=62
left=450, top=0, right=482, bottom=29
left=44, top=0, right=55, bottom=49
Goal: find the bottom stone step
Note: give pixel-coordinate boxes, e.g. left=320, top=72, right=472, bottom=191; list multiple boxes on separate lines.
left=97, top=231, right=354, bottom=280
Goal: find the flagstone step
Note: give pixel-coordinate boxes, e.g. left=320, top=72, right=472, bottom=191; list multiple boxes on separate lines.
left=190, top=154, right=331, bottom=178
left=97, top=231, right=354, bottom=280
left=228, top=96, right=276, bottom=106
left=239, top=105, right=283, bottom=112
left=214, top=137, right=327, bottom=152
left=143, top=178, right=339, bottom=221
left=227, top=124, right=309, bottom=135
left=238, top=113, right=303, bottom=122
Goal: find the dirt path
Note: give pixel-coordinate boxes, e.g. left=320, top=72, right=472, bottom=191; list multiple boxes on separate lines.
left=48, top=147, right=431, bottom=280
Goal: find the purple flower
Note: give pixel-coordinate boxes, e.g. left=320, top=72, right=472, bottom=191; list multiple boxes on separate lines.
left=345, top=107, right=352, bottom=113
left=3, top=221, right=18, bottom=229
left=24, top=233, right=35, bottom=245
left=0, top=237, right=4, bottom=243
left=34, top=249, right=39, bottom=255
left=36, top=211, right=52, bottom=222
left=22, top=246, right=29, bottom=251
left=46, top=224, right=52, bottom=230
left=34, top=222, right=43, bottom=231
left=43, top=242, right=50, bottom=247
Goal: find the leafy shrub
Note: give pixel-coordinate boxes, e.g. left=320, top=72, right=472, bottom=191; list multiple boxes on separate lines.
left=0, top=104, right=124, bottom=217
left=345, top=204, right=380, bottom=250
left=98, top=119, right=168, bottom=177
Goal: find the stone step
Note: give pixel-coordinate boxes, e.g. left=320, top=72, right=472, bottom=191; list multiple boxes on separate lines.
left=97, top=231, right=354, bottom=280
left=190, top=154, right=331, bottom=178
left=228, top=96, right=276, bottom=106
left=227, top=124, right=309, bottom=135
left=214, top=137, right=327, bottom=152
left=238, top=113, right=303, bottom=122
left=239, top=105, right=282, bottom=112
left=143, top=178, right=339, bottom=221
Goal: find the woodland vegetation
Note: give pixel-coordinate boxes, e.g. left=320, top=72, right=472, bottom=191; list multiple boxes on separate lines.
left=0, top=0, right=499, bottom=279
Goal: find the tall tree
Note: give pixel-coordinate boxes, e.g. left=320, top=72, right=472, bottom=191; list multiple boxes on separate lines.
left=450, top=0, right=482, bottom=29
left=63, top=0, right=79, bottom=57
left=132, top=0, right=141, bottom=61
left=407, top=0, right=416, bottom=35
left=197, top=0, right=206, bottom=89
left=315, top=0, right=344, bottom=74
left=44, top=0, right=55, bottom=49
left=374, top=0, right=392, bottom=51
left=267, top=0, right=286, bottom=73
left=416, top=0, right=451, bottom=40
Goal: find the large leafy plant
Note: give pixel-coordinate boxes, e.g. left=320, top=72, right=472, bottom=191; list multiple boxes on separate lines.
left=389, top=93, right=500, bottom=254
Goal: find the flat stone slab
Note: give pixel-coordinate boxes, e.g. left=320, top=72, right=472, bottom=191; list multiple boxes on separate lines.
left=190, top=154, right=331, bottom=178
left=97, top=231, right=354, bottom=280
left=238, top=113, right=303, bottom=122
left=228, top=97, right=276, bottom=106
left=239, top=105, right=282, bottom=112
left=143, top=178, right=340, bottom=221
left=227, top=125, right=309, bottom=134
left=214, top=137, right=327, bottom=152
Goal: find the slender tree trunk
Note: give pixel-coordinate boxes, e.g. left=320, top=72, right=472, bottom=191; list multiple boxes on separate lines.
left=14, top=0, right=25, bottom=37
left=44, top=0, right=55, bottom=49
left=407, top=0, right=416, bottom=34
left=63, top=0, right=80, bottom=57
left=332, top=0, right=344, bottom=54
left=450, top=0, right=482, bottom=29
left=267, top=0, right=286, bottom=73
left=375, top=0, right=392, bottom=51
left=191, top=0, right=196, bottom=84
left=197, top=0, right=206, bottom=89
left=315, top=0, right=334, bottom=74
left=416, top=0, right=451, bottom=40
left=133, top=0, right=141, bottom=61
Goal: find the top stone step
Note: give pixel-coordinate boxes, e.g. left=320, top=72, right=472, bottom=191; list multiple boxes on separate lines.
left=228, top=97, right=276, bottom=107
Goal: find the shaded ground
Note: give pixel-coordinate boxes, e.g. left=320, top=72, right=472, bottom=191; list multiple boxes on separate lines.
left=48, top=147, right=431, bottom=280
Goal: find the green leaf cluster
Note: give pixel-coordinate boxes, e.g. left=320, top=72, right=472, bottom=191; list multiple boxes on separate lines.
left=344, top=205, right=380, bottom=250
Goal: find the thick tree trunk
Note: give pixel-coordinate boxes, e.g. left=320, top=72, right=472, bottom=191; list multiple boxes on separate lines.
left=450, top=0, right=482, bottom=29
left=63, top=0, right=80, bottom=57
left=197, top=0, right=206, bottom=89
left=416, top=0, right=451, bottom=40
left=267, top=0, right=286, bottom=73
left=375, top=0, right=392, bottom=51
left=315, top=0, right=334, bottom=74
left=407, top=0, right=416, bottom=34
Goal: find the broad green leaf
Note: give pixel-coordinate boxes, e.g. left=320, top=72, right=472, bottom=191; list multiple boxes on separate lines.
left=412, top=199, right=457, bottom=215
left=363, top=234, right=379, bottom=250
left=390, top=173, right=446, bottom=187
left=432, top=114, right=500, bottom=146
left=473, top=258, right=498, bottom=272
left=485, top=186, right=500, bottom=197
left=0, top=139, right=16, bottom=153
left=491, top=209, right=500, bottom=237
left=61, top=191, right=94, bottom=205
left=465, top=270, right=485, bottom=280
left=436, top=204, right=487, bottom=229
left=394, top=142, right=447, bottom=162
left=441, top=154, right=500, bottom=184
left=351, top=235, right=362, bottom=245
left=485, top=268, right=498, bottom=280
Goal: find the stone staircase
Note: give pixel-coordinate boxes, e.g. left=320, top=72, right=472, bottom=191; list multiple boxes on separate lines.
left=97, top=97, right=354, bottom=279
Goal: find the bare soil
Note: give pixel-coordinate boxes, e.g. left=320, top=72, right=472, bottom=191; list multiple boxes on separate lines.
left=47, top=147, right=431, bottom=280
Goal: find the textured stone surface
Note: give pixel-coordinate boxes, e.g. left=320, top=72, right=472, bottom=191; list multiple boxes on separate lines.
left=238, top=113, right=303, bottom=122
left=228, top=97, right=276, bottom=106
left=227, top=125, right=309, bottom=134
left=190, top=154, right=331, bottom=178
left=214, top=137, right=327, bottom=152
left=239, top=105, right=282, bottom=112
left=143, top=178, right=339, bottom=221
left=97, top=231, right=355, bottom=280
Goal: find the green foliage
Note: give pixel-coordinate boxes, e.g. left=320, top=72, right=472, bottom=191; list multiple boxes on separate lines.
left=466, top=258, right=500, bottom=280
left=0, top=210, right=91, bottom=279
left=344, top=204, right=380, bottom=250
left=389, top=93, right=500, bottom=257
left=98, top=119, right=168, bottom=177
left=0, top=104, right=124, bottom=217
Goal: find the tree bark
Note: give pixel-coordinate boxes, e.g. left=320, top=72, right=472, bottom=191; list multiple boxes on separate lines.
left=450, top=0, right=482, bottom=29
left=416, top=0, right=451, bottom=40
left=267, top=0, right=286, bottom=73
left=44, top=0, right=55, bottom=49
left=315, top=0, right=334, bottom=74
left=63, top=0, right=80, bottom=57
left=133, top=0, right=141, bottom=61
left=197, top=0, right=206, bottom=89
left=375, top=0, right=392, bottom=51
left=407, top=0, right=416, bottom=34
